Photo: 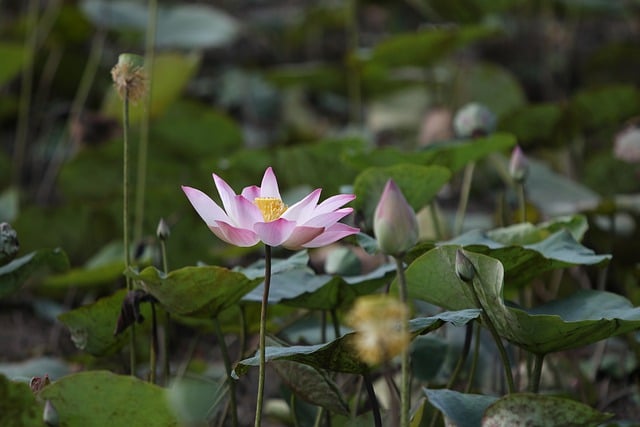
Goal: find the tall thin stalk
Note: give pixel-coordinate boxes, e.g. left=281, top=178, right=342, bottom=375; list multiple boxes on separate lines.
left=255, top=245, right=273, bottom=427
left=394, top=256, right=411, bottom=427
left=530, top=353, right=545, bottom=393
left=454, top=162, right=476, bottom=235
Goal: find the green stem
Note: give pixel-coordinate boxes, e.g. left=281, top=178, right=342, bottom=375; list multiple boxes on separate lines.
left=133, top=0, right=158, bottom=243
left=329, top=309, right=341, bottom=340
left=454, top=162, right=476, bottom=235
left=469, top=278, right=515, bottom=394
left=530, top=353, right=545, bottom=393
left=517, top=182, right=526, bottom=224
left=122, top=87, right=136, bottom=376
left=13, top=0, right=39, bottom=187
left=465, top=321, right=482, bottom=393
left=363, top=373, right=382, bottom=427
left=159, top=238, right=170, bottom=384
left=447, top=322, right=473, bottom=389
left=149, top=301, right=157, bottom=384
left=239, top=306, right=247, bottom=360
left=429, top=202, right=443, bottom=240
left=393, top=256, right=410, bottom=427
left=255, top=245, right=272, bottom=427
left=313, top=407, right=324, bottom=427
left=214, top=317, right=238, bottom=427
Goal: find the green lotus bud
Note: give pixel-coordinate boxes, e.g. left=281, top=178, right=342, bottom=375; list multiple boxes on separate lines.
left=455, top=248, right=475, bottom=283
left=373, top=179, right=418, bottom=256
left=453, top=102, right=496, bottom=138
left=0, top=222, right=19, bottom=266
left=156, top=218, right=171, bottom=241
left=509, top=145, right=528, bottom=183
left=43, top=400, right=59, bottom=426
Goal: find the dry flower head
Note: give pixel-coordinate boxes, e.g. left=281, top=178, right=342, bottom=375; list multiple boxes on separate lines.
left=111, top=54, right=147, bottom=103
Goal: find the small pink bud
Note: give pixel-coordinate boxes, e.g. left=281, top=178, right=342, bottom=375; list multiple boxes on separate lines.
left=373, top=179, right=418, bottom=256
left=509, top=146, right=528, bottom=183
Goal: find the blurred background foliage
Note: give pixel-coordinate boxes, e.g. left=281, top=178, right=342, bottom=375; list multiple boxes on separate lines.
left=1, top=0, right=640, bottom=287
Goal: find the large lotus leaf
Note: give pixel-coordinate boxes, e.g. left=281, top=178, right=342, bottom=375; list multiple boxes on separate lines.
left=58, top=289, right=148, bottom=357
left=81, top=1, right=239, bottom=49
left=405, top=246, right=640, bottom=354
left=368, top=25, right=498, bottom=68
left=424, top=388, right=498, bottom=427
left=353, top=164, right=451, bottom=229
left=0, top=375, right=42, bottom=427
left=525, top=159, right=600, bottom=216
left=442, top=221, right=610, bottom=288
left=455, top=62, right=527, bottom=118
left=242, top=261, right=395, bottom=310
left=103, top=52, right=201, bottom=124
left=272, top=360, right=349, bottom=415
left=0, top=248, right=69, bottom=298
left=40, top=371, right=179, bottom=426
left=570, top=84, right=640, bottom=132
left=233, top=310, right=479, bottom=376
left=482, top=393, right=612, bottom=427
left=345, top=133, right=516, bottom=174
left=126, top=265, right=261, bottom=318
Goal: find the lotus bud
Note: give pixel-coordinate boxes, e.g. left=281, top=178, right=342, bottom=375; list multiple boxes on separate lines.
left=509, top=146, right=529, bottom=183
left=455, top=248, right=475, bottom=283
left=373, top=179, right=418, bottom=256
left=156, top=218, right=171, bottom=241
left=43, top=400, right=59, bottom=426
left=111, top=53, right=147, bottom=103
left=613, top=125, right=640, bottom=163
left=0, top=222, right=19, bottom=266
left=453, top=102, right=496, bottom=138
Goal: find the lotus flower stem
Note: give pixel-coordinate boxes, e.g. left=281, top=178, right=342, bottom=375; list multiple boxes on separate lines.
left=133, top=0, right=158, bottom=243
left=330, top=309, right=341, bottom=340
left=446, top=321, right=473, bottom=390
left=454, top=162, right=476, bottom=235
left=517, top=182, right=526, bottom=223
left=121, top=86, right=136, bottom=376
left=149, top=301, right=158, bottom=384
left=530, top=353, right=545, bottom=393
left=465, top=322, right=482, bottom=393
left=393, top=256, right=411, bottom=427
left=158, top=235, right=170, bottom=385
left=429, top=203, right=443, bottom=240
left=255, top=245, right=273, bottom=427
left=363, top=373, right=383, bottom=427
left=214, top=317, right=238, bottom=427
left=470, top=277, right=515, bottom=393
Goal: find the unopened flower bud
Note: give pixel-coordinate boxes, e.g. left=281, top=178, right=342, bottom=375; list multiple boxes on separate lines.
left=455, top=248, right=475, bottom=283
left=111, top=53, right=147, bottom=103
left=373, top=180, right=419, bottom=256
left=509, top=146, right=528, bottom=183
left=453, top=102, right=496, bottom=138
left=29, top=374, right=51, bottom=393
left=0, top=222, right=19, bottom=266
left=613, top=124, right=640, bottom=163
left=43, top=400, right=59, bottom=426
left=156, top=218, right=170, bottom=241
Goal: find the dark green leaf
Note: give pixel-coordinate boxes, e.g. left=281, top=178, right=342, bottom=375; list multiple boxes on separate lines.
left=353, top=164, right=451, bottom=229
left=40, top=371, right=179, bottom=426
left=406, top=246, right=640, bottom=354
left=58, top=289, right=137, bottom=356
left=345, top=133, right=516, bottom=174
left=0, top=248, right=69, bottom=298
left=272, top=360, right=349, bottom=415
left=127, top=265, right=261, bottom=318
left=0, top=375, right=43, bottom=427
left=482, top=393, right=613, bottom=426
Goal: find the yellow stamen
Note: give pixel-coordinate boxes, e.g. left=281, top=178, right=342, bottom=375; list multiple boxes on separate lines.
left=254, top=197, right=287, bottom=222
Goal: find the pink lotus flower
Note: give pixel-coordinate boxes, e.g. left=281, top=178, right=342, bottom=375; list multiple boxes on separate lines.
left=182, top=167, right=359, bottom=249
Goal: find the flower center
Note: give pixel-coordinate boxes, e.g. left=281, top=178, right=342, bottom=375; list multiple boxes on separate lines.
left=254, top=197, right=287, bottom=222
